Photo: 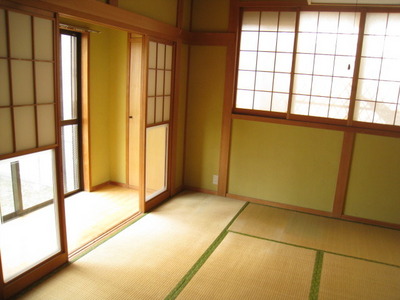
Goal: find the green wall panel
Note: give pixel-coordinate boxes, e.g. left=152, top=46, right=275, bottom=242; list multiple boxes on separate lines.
left=184, top=46, right=226, bottom=191
left=345, top=134, right=400, bottom=224
left=229, top=119, right=343, bottom=212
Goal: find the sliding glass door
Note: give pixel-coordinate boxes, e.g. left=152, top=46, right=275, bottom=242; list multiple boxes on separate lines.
left=144, top=40, right=174, bottom=208
left=0, top=7, right=66, bottom=297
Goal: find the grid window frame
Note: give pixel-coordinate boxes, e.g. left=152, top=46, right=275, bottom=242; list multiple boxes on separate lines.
left=235, top=8, right=400, bottom=131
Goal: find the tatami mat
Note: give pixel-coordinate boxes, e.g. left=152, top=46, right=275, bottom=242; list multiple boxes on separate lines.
left=229, top=204, right=400, bottom=266
left=319, top=253, right=400, bottom=300
left=17, top=192, right=245, bottom=300
left=177, top=232, right=316, bottom=300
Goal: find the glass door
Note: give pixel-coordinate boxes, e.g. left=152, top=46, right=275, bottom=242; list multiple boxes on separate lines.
left=0, top=8, right=66, bottom=297
left=144, top=40, right=174, bottom=208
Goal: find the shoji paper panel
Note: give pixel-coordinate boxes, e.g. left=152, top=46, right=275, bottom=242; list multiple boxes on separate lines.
left=8, top=11, right=32, bottom=59
left=0, top=59, right=10, bottom=106
left=0, top=10, right=7, bottom=57
left=11, top=60, right=34, bottom=105
left=35, top=62, right=54, bottom=104
left=14, top=106, right=36, bottom=151
left=37, top=104, right=56, bottom=146
left=0, top=108, right=13, bottom=154
left=33, top=17, right=53, bottom=60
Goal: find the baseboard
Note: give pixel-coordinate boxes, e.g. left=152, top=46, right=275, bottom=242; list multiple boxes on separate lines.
left=91, top=181, right=138, bottom=191
left=341, top=215, right=400, bottom=231
left=226, top=193, right=333, bottom=217
left=184, top=186, right=218, bottom=195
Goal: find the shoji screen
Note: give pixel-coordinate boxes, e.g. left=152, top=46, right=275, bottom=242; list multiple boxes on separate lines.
left=0, top=9, right=56, bottom=156
left=147, top=41, right=173, bottom=125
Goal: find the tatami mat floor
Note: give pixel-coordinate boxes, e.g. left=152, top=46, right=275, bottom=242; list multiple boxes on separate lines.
left=16, top=192, right=400, bottom=299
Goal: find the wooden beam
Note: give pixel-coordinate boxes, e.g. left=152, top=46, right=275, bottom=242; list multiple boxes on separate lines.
left=7, top=0, right=182, bottom=40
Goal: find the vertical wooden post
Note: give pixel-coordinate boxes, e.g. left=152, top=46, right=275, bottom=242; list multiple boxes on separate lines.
left=332, top=131, right=356, bottom=217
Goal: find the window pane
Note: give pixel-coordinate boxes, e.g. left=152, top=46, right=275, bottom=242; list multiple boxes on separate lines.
left=239, top=51, right=257, bottom=70
left=257, top=52, right=275, bottom=72
left=61, top=34, right=78, bottom=120
left=240, top=32, right=259, bottom=51
left=254, top=91, right=272, bottom=111
left=255, top=71, right=273, bottom=91
left=0, top=150, right=60, bottom=282
left=236, top=90, right=254, bottom=109
left=355, top=12, right=400, bottom=125
left=271, top=93, right=288, bottom=112
left=242, top=11, right=260, bottom=31
left=260, top=12, right=278, bottom=31
left=238, top=70, right=256, bottom=90
left=62, top=125, right=80, bottom=194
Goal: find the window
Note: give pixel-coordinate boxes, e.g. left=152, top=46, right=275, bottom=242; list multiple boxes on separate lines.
left=236, top=10, right=400, bottom=128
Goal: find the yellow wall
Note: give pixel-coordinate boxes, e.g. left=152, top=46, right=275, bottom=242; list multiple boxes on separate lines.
left=108, top=29, right=128, bottom=184
left=191, top=0, right=230, bottom=32
left=174, top=44, right=189, bottom=190
left=89, top=25, right=128, bottom=187
left=118, top=0, right=178, bottom=26
left=184, top=46, right=226, bottom=191
left=229, top=119, right=343, bottom=212
left=345, top=134, right=400, bottom=224
left=89, top=25, right=111, bottom=186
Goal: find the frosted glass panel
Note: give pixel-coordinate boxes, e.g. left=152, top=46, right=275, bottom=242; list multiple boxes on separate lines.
left=255, top=72, right=273, bottom=91
left=375, top=102, right=397, bottom=124
left=238, top=70, right=255, bottom=90
left=147, top=69, right=156, bottom=96
left=260, top=12, right=278, bottom=31
left=338, top=12, right=360, bottom=34
left=11, top=60, right=34, bottom=105
left=354, top=100, right=374, bottom=122
left=364, top=13, right=388, bottom=35
left=243, top=11, right=260, bottom=31
left=236, top=90, right=254, bottom=109
left=148, top=41, right=157, bottom=69
left=155, top=96, right=163, bottom=123
left=37, top=104, right=55, bottom=146
left=275, top=53, right=292, bottom=72
left=0, top=10, right=6, bottom=57
left=309, top=96, right=329, bottom=117
left=0, top=108, right=13, bottom=155
left=164, top=71, right=172, bottom=95
left=35, top=62, right=54, bottom=104
left=163, top=96, right=170, bottom=121
left=271, top=93, right=288, bottom=112
left=318, top=12, right=339, bottom=33
left=165, top=45, right=173, bottom=70
left=254, top=91, right=272, bottom=111
left=147, top=97, right=155, bottom=125
left=387, top=14, right=400, bottom=36
left=156, top=70, right=164, bottom=96
left=14, top=106, right=36, bottom=151
left=240, top=32, right=259, bottom=51
left=34, top=17, right=53, bottom=60
left=157, top=43, right=165, bottom=69
left=291, top=95, right=310, bottom=115
left=256, top=52, right=275, bottom=72
left=357, top=79, right=378, bottom=101
left=239, top=51, right=257, bottom=70
left=8, top=11, right=32, bottom=59
left=279, top=12, right=296, bottom=32
left=0, top=59, right=10, bottom=106
left=145, top=125, right=168, bottom=201
left=329, top=98, right=349, bottom=119
left=299, top=12, right=319, bottom=32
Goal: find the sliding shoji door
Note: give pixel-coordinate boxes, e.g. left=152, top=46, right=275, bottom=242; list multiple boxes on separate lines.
left=0, top=6, right=66, bottom=298
left=144, top=39, right=174, bottom=209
